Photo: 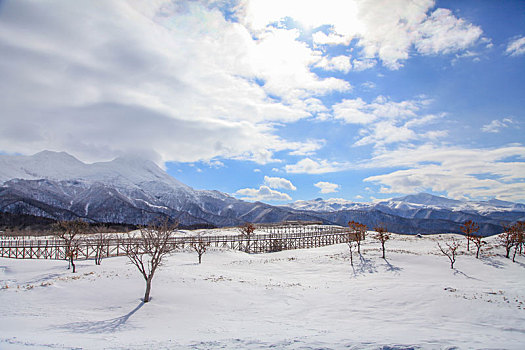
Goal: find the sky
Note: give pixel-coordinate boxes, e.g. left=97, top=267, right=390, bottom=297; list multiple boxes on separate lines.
left=0, top=0, right=524, bottom=204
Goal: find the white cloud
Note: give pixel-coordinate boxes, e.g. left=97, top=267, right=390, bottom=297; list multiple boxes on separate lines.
left=352, top=58, right=377, bottom=71
left=415, top=9, right=483, bottom=55
left=332, top=96, right=421, bottom=124
left=332, top=96, right=444, bottom=148
left=234, top=185, right=292, bottom=202
left=314, top=181, right=340, bottom=194
left=240, top=0, right=483, bottom=70
left=264, top=176, right=297, bottom=191
left=506, top=36, right=525, bottom=56
left=482, top=118, right=516, bottom=133
left=0, top=1, right=330, bottom=165
left=287, top=139, right=326, bottom=156
left=363, top=144, right=525, bottom=202
left=285, top=158, right=349, bottom=174
left=361, top=81, right=377, bottom=90
left=312, top=31, right=349, bottom=45
left=316, top=55, right=352, bottom=73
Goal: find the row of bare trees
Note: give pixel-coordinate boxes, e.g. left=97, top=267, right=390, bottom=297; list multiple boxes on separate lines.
left=52, top=220, right=113, bottom=271
left=346, top=221, right=391, bottom=266
left=437, top=220, right=525, bottom=269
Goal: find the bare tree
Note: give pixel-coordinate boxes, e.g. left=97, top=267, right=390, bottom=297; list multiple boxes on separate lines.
left=347, top=241, right=357, bottom=266
left=53, top=220, right=88, bottom=273
left=348, top=220, right=367, bottom=254
left=93, top=226, right=111, bottom=265
left=500, top=224, right=517, bottom=259
left=374, top=224, right=390, bottom=259
left=437, top=238, right=461, bottom=269
left=123, top=219, right=178, bottom=303
left=238, top=222, right=255, bottom=236
left=511, top=222, right=525, bottom=263
left=470, top=233, right=485, bottom=259
left=460, top=220, right=479, bottom=252
left=191, top=235, right=210, bottom=264
left=238, top=222, right=255, bottom=253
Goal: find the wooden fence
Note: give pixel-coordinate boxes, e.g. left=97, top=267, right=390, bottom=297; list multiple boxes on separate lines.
left=0, top=225, right=359, bottom=260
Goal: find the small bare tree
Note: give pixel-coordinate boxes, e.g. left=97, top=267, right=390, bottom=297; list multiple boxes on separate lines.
left=53, top=220, right=88, bottom=273
left=500, top=224, right=516, bottom=259
left=374, top=224, right=390, bottom=259
left=461, top=220, right=479, bottom=252
left=238, top=222, right=255, bottom=236
left=348, top=220, right=367, bottom=254
left=124, top=219, right=178, bottom=303
left=347, top=241, right=357, bottom=266
left=437, top=238, right=461, bottom=269
left=191, top=235, right=210, bottom=264
left=93, top=227, right=111, bottom=265
left=238, top=222, right=256, bottom=253
left=470, top=233, right=485, bottom=259
left=511, top=222, right=525, bottom=262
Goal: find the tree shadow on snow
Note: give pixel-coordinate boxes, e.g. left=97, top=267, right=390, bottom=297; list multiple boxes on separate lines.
left=352, top=254, right=378, bottom=276
left=480, top=256, right=505, bottom=269
left=383, top=258, right=402, bottom=274
left=513, top=260, right=525, bottom=269
left=452, top=269, right=480, bottom=280
left=57, top=302, right=144, bottom=333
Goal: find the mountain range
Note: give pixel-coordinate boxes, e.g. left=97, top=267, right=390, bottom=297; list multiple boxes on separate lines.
left=1, top=151, right=523, bottom=235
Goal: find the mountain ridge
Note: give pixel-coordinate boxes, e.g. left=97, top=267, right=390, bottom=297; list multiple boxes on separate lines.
left=0, top=151, right=523, bottom=235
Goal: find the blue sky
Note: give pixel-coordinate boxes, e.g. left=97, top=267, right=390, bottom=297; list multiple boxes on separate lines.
left=0, top=0, right=524, bottom=203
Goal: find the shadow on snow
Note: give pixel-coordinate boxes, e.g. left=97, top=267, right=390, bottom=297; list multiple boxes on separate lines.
left=57, top=302, right=144, bottom=333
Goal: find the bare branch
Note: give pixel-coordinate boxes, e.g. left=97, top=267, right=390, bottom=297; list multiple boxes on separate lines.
left=123, top=218, right=179, bottom=302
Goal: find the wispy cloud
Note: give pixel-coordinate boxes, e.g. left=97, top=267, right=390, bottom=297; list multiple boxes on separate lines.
left=482, top=118, right=516, bottom=133
left=285, top=158, right=349, bottom=174
left=506, top=36, right=525, bottom=56
left=363, top=144, right=525, bottom=202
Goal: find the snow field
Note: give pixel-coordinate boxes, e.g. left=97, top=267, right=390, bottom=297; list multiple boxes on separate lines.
left=1, top=233, right=524, bottom=349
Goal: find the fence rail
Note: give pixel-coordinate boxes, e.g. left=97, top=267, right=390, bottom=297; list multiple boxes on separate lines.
left=0, top=225, right=360, bottom=260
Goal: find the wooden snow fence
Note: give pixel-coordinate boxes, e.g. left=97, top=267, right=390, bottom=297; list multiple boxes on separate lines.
left=0, top=225, right=361, bottom=260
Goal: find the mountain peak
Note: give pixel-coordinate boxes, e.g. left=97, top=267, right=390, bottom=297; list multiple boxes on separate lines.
left=0, top=150, right=189, bottom=190
left=33, top=150, right=84, bottom=163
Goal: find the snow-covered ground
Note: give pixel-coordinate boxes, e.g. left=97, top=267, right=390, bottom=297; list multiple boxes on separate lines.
left=1, top=233, right=524, bottom=349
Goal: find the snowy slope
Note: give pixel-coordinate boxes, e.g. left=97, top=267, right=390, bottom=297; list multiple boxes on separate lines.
left=1, top=233, right=524, bottom=349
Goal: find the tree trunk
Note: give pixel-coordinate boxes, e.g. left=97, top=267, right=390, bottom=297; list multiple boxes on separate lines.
left=450, top=259, right=455, bottom=269
left=144, top=278, right=152, bottom=303
left=70, top=255, right=76, bottom=273
left=357, top=241, right=361, bottom=254
left=476, top=246, right=480, bottom=259
left=381, top=242, right=385, bottom=259
left=198, top=253, right=202, bottom=264
left=467, top=238, right=470, bottom=251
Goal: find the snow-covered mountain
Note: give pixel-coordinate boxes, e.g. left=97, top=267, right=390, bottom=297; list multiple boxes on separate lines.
left=0, top=151, right=318, bottom=227
left=0, top=151, right=523, bottom=234
left=288, top=193, right=525, bottom=215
